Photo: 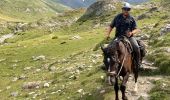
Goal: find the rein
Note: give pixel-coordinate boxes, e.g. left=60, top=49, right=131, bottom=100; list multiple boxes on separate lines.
left=116, top=45, right=127, bottom=78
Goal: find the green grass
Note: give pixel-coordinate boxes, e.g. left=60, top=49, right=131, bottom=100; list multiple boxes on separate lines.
left=150, top=78, right=170, bottom=100
left=0, top=26, right=108, bottom=99
left=0, top=0, right=71, bottom=22
left=0, top=0, right=170, bottom=99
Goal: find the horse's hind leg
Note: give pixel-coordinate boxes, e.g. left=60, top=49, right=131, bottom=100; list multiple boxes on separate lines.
left=121, top=72, right=130, bottom=100
left=134, top=69, right=138, bottom=92
left=114, top=78, right=119, bottom=100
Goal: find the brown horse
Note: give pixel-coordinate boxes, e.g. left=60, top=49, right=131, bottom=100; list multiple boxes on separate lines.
left=101, top=37, right=140, bottom=100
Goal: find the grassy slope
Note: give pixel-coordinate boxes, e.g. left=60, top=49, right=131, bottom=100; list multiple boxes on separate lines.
left=0, top=0, right=70, bottom=22
left=144, top=0, right=170, bottom=99
left=0, top=0, right=170, bottom=100
left=0, top=3, right=145, bottom=99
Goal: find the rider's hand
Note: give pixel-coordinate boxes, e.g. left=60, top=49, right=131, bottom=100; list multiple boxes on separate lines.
left=127, top=32, right=133, bottom=37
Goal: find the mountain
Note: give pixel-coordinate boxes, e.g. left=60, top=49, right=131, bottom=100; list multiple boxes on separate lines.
left=51, top=0, right=96, bottom=8
left=0, top=0, right=149, bottom=22
left=51, top=0, right=150, bottom=9
left=0, top=0, right=71, bottom=22
left=125, top=0, right=149, bottom=4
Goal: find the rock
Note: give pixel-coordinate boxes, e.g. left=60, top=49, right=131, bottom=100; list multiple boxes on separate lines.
left=100, top=90, right=105, bottom=94
left=24, top=67, right=32, bottom=71
left=11, top=92, right=18, bottom=97
left=36, top=69, right=41, bottom=72
left=137, top=13, right=149, bottom=20
left=60, top=41, right=66, bottom=44
left=69, top=75, right=77, bottom=80
left=139, top=34, right=150, bottom=40
left=18, top=74, right=27, bottom=80
left=56, top=90, right=62, bottom=93
left=93, top=23, right=100, bottom=28
left=100, top=76, right=104, bottom=80
left=133, top=5, right=146, bottom=10
left=146, top=81, right=150, bottom=84
left=160, top=24, right=170, bottom=35
left=32, top=94, right=38, bottom=99
left=92, top=59, right=97, bottom=64
left=49, top=66, right=56, bottom=72
left=29, top=92, right=35, bottom=95
left=0, top=59, right=6, bottom=62
left=88, top=65, right=93, bottom=68
left=6, top=86, right=11, bottom=90
left=162, top=83, right=167, bottom=88
left=52, top=36, right=58, bottom=39
left=26, top=8, right=31, bottom=13
left=32, top=55, right=46, bottom=61
left=77, top=89, right=83, bottom=93
left=149, top=7, right=158, bottom=12
left=165, top=48, right=170, bottom=53
left=12, top=64, right=17, bottom=67
left=44, top=83, right=50, bottom=88
left=71, top=35, right=82, bottom=40
left=12, top=77, right=18, bottom=82
left=22, top=81, right=41, bottom=89
left=75, top=69, right=80, bottom=74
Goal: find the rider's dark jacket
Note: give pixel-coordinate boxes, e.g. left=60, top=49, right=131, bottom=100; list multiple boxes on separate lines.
left=110, top=13, right=137, bottom=37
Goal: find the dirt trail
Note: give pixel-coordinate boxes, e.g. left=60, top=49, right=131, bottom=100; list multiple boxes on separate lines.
left=125, top=60, right=162, bottom=100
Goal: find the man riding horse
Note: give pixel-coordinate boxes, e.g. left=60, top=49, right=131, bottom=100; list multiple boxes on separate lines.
left=101, top=2, right=146, bottom=100
left=105, top=2, right=141, bottom=69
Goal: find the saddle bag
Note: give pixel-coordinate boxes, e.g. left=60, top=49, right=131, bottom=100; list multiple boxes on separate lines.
left=137, top=40, right=147, bottom=57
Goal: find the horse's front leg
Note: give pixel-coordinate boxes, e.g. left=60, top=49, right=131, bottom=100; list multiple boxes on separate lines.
left=114, top=77, right=119, bottom=100
left=120, top=72, right=130, bottom=100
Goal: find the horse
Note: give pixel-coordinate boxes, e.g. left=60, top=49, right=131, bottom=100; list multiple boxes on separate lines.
left=101, top=37, right=141, bottom=100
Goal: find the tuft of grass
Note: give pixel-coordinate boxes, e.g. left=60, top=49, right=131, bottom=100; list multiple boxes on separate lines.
left=150, top=79, right=170, bottom=100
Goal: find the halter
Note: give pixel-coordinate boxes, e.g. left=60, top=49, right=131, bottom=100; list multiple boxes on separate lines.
left=108, top=43, right=127, bottom=78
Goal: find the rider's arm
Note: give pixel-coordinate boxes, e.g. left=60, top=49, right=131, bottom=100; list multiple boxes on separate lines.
left=131, top=17, right=141, bottom=35
left=105, top=16, right=117, bottom=39
left=105, top=26, right=113, bottom=39
left=131, top=28, right=141, bottom=34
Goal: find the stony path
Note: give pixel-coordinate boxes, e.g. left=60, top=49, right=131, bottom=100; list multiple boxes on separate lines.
left=125, top=60, right=162, bottom=100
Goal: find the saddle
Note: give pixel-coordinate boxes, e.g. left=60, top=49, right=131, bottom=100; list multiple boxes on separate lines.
left=114, top=36, right=146, bottom=58
left=115, top=36, right=133, bottom=54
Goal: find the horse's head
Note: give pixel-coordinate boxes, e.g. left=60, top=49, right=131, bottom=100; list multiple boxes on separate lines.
left=101, top=43, right=120, bottom=85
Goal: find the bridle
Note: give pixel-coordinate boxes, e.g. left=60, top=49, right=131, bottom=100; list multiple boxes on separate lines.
left=107, top=46, right=127, bottom=78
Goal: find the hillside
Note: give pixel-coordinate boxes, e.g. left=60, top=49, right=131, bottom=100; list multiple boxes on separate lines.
left=52, top=0, right=150, bottom=9
left=0, top=0, right=169, bottom=100
left=52, top=0, right=96, bottom=8
left=0, top=0, right=71, bottom=22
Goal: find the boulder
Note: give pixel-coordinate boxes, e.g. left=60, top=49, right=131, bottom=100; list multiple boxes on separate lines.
left=22, top=81, right=41, bottom=89
left=160, top=24, right=170, bottom=35
left=43, top=83, right=50, bottom=88
left=137, top=13, right=149, bottom=20
left=11, top=92, right=18, bottom=97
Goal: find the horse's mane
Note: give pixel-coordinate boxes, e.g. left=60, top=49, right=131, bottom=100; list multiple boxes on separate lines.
left=107, top=39, right=119, bottom=54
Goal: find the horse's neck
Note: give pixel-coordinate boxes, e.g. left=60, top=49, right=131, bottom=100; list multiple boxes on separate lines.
left=118, top=41, right=129, bottom=62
